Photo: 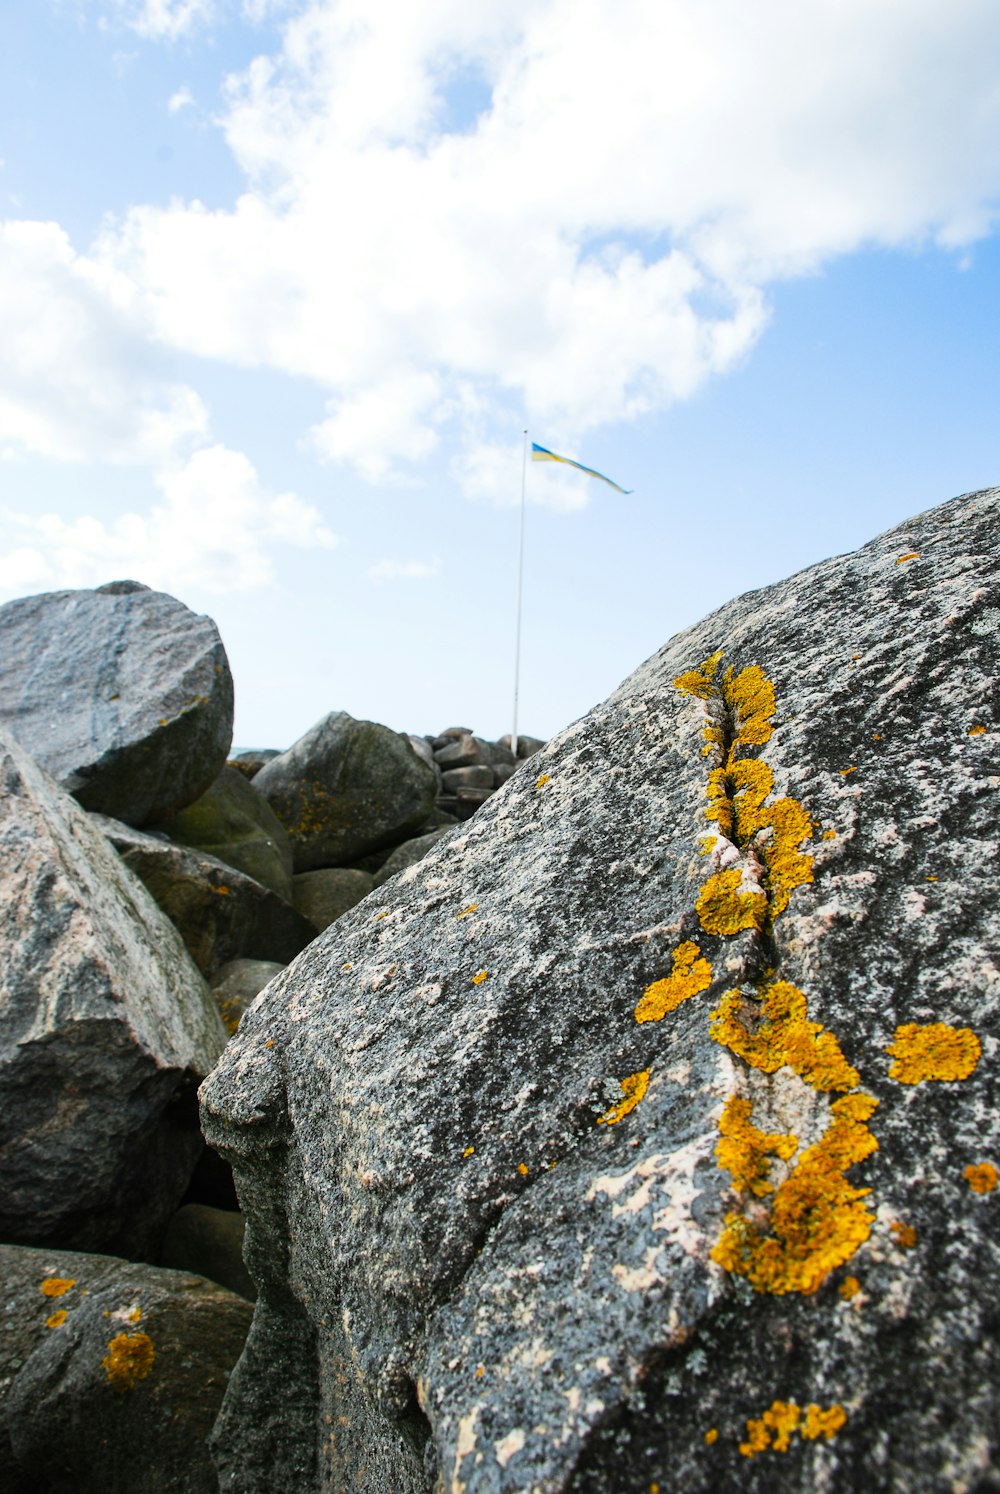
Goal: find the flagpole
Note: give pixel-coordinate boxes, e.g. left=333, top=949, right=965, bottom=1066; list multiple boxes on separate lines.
left=511, top=429, right=528, bottom=760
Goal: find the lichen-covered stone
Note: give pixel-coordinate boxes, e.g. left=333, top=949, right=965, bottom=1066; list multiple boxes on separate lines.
left=92, top=815, right=316, bottom=978
left=0, top=583, right=234, bottom=825
left=0, top=727, right=227, bottom=1257
left=200, top=488, right=1000, bottom=1492
left=153, top=764, right=295, bottom=900
left=0, top=1243, right=253, bottom=1493
left=253, top=711, right=439, bottom=870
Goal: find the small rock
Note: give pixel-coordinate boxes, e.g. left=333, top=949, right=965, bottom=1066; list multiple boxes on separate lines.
left=433, top=733, right=487, bottom=769
left=228, top=749, right=281, bottom=780
left=210, top=959, right=285, bottom=1036
left=292, top=868, right=375, bottom=932
left=153, top=765, right=295, bottom=901
left=440, top=764, right=494, bottom=793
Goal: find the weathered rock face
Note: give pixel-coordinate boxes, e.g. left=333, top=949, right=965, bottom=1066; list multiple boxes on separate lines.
left=372, top=826, right=456, bottom=889
left=0, top=582, right=234, bottom=825
left=92, top=815, right=317, bottom=978
left=200, top=488, right=1000, bottom=1493
left=0, top=1243, right=253, bottom=1494
left=0, top=726, right=227, bottom=1258
left=153, top=764, right=295, bottom=901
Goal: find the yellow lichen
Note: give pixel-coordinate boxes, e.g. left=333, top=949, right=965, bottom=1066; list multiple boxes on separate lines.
left=710, top=981, right=860, bottom=1092
left=696, top=868, right=767, bottom=937
left=739, top=1400, right=845, bottom=1458
left=596, top=1069, right=650, bottom=1125
left=535, top=774, right=550, bottom=787
left=220, top=997, right=242, bottom=1036
left=886, top=1023, right=981, bottom=1084
left=802, top=1403, right=847, bottom=1442
left=895, top=552, right=920, bottom=563
left=456, top=904, right=478, bottom=918
left=40, top=1278, right=75, bottom=1298
left=635, top=941, right=712, bottom=1023
left=715, top=1096, right=797, bottom=1197
left=838, top=1275, right=860, bottom=1300
left=674, top=649, right=725, bottom=699
left=517, top=1163, right=529, bottom=1176
left=46, top=1309, right=68, bottom=1328
left=472, top=970, right=488, bottom=985
left=968, top=724, right=986, bottom=736
left=964, top=1162, right=998, bottom=1195
left=890, top=1220, right=917, bottom=1249
left=102, top=1332, right=155, bottom=1391
left=463, top=1146, right=475, bottom=1158
left=725, top=664, right=776, bottom=750
left=704, top=1429, right=718, bottom=1446
left=839, top=766, right=856, bottom=777
left=822, top=829, right=837, bottom=841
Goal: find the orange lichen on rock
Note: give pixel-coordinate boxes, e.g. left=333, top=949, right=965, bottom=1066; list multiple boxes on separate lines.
left=964, top=1162, right=998, bottom=1195
left=40, top=1277, right=75, bottom=1298
left=46, top=1309, right=68, bottom=1328
left=674, top=649, right=725, bottom=700
left=696, top=868, right=767, bottom=936
left=102, top=1331, right=155, bottom=1391
left=715, top=1096, right=796, bottom=1197
left=597, top=1069, right=650, bottom=1125
left=968, top=724, right=986, bottom=736
left=710, top=982, right=860, bottom=1092
left=890, top=1220, right=917, bottom=1249
left=740, top=1400, right=846, bottom=1458
left=704, top=1428, right=719, bottom=1446
left=713, top=1093, right=879, bottom=1294
left=838, top=1275, right=860, bottom=1300
left=472, top=969, right=489, bottom=986
left=886, top=1023, right=982, bottom=1084
left=635, top=941, right=712, bottom=1023
left=895, top=552, right=920, bottom=563
left=725, top=663, right=776, bottom=750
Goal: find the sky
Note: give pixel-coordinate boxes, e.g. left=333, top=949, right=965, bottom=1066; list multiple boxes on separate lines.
left=1, top=0, right=999, bottom=750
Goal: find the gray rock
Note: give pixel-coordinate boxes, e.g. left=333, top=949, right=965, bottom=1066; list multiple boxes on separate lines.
left=153, top=764, right=295, bottom=900
left=0, top=584, right=233, bottom=825
left=492, top=763, right=517, bottom=788
left=440, top=764, right=495, bottom=794
left=418, top=807, right=461, bottom=831
left=455, top=786, right=493, bottom=819
left=253, top=711, right=439, bottom=871
left=0, top=726, right=227, bottom=1258
left=497, top=732, right=545, bottom=760
left=292, top=867, right=375, bottom=931
left=200, top=487, right=1000, bottom=1493
left=372, top=828, right=456, bottom=889
left=229, top=749, right=281, bottom=780
left=92, top=815, right=316, bottom=978
left=161, top=1204, right=256, bottom=1300
left=434, top=732, right=489, bottom=769
left=0, top=1242, right=252, bottom=1493
left=210, top=958, right=286, bottom=1036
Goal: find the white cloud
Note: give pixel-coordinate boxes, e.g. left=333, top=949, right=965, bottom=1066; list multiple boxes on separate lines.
left=111, top=0, right=217, bottom=40
left=0, top=444, right=338, bottom=596
left=365, top=556, right=440, bottom=582
left=167, top=85, right=194, bottom=113
left=0, top=219, right=208, bottom=465
left=70, top=1, right=1000, bottom=489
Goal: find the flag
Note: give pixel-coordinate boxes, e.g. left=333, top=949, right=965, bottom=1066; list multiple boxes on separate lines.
left=531, top=442, right=632, bottom=494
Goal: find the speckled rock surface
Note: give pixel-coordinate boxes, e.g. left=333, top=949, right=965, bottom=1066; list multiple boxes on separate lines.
left=153, top=765, right=295, bottom=901
left=201, top=488, right=1000, bottom=1493
left=0, top=1243, right=253, bottom=1493
left=253, top=711, right=439, bottom=870
left=372, top=826, right=456, bottom=889
left=92, top=815, right=317, bottom=977
left=0, top=582, right=234, bottom=825
left=0, top=725, right=227, bottom=1258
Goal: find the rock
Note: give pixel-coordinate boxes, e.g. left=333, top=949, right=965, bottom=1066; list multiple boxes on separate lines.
left=497, top=732, right=545, bottom=759
left=92, top=815, right=317, bottom=978
left=430, top=728, right=473, bottom=747
left=418, top=807, right=461, bottom=830
left=433, top=733, right=488, bottom=769
left=253, top=711, right=439, bottom=871
left=372, top=828, right=456, bottom=889
left=229, top=749, right=281, bottom=780
left=0, top=725, right=226, bottom=1259
left=492, top=762, right=517, bottom=788
left=0, top=1243, right=252, bottom=1493
left=161, top=1204, right=255, bottom=1300
left=210, top=958, right=286, bottom=1036
left=292, top=868, right=375, bottom=932
left=407, top=734, right=440, bottom=777
left=454, top=787, right=493, bottom=819
left=201, top=487, right=1000, bottom=1492
left=440, top=764, right=495, bottom=793
left=0, top=583, right=233, bottom=825
left=153, top=765, right=294, bottom=901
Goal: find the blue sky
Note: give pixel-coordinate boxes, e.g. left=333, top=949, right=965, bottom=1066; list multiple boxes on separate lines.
left=2, top=0, right=999, bottom=749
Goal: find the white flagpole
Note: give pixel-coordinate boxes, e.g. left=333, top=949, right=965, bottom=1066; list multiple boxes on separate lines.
left=511, top=429, right=528, bottom=759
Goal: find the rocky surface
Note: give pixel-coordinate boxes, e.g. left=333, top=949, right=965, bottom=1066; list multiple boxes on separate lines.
left=0, top=1243, right=253, bottom=1493
left=201, top=487, right=1000, bottom=1492
left=92, top=815, right=317, bottom=978
left=254, top=711, right=439, bottom=870
left=162, top=1204, right=256, bottom=1300
left=210, top=958, right=287, bottom=1036
left=372, top=826, right=456, bottom=889
left=0, top=581, right=233, bottom=825
left=0, top=724, right=227, bottom=1258
left=292, top=867, right=375, bottom=931
left=153, top=765, right=295, bottom=901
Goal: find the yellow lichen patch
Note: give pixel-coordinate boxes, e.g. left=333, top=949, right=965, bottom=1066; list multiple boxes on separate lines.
left=713, top=1093, right=879, bottom=1294
left=704, top=1429, right=718, bottom=1446
left=838, top=1275, right=860, bottom=1300
left=890, top=1220, right=917, bottom=1249
left=822, top=829, right=837, bottom=841
left=725, top=664, right=776, bottom=750
left=535, top=773, right=550, bottom=787
left=456, top=904, right=478, bottom=919
left=596, top=1069, right=650, bottom=1126
left=964, top=1162, right=998, bottom=1195
left=463, top=1146, right=475, bottom=1158
left=40, top=1277, right=75, bottom=1298
left=46, top=1309, right=68, bottom=1328
left=802, top=1403, right=847, bottom=1442
left=715, top=1096, right=797, bottom=1197
left=674, top=649, right=724, bottom=699
left=220, top=998, right=242, bottom=1036
left=635, top=941, right=712, bottom=1024
left=517, top=1163, right=529, bottom=1176
left=761, top=798, right=815, bottom=920
left=472, top=970, right=488, bottom=986
left=211, top=883, right=231, bottom=896
left=895, top=552, right=920, bottom=564
left=925, top=875, right=938, bottom=883
left=739, top=1401, right=845, bottom=1459
left=886, top=1023, right=982, bottom=1084
left=839, top=766, right=856, bottom=777
left=696, top=868, right=767, bottom=937
left=374, top=911, right=388, bottom=921
left=968, top=724, right=986, bottom=736
left=102, top=1332, right=155, bottom=1391
left=711, top=982, right=860, bottom=1092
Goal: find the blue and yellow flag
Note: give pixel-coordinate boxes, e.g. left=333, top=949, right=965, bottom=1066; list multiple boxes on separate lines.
left=531, top=442, right=632, bottom=494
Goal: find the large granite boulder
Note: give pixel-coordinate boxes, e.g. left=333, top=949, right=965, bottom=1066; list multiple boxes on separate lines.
left=201, top=487, right=1000, bottom=1493
left=92, top=816, right=317, bottom=978
left=0, top=725, right=227, bottom=1259
left=253, top=711, right=438, bottom=870
left=153, top=764, right=295, bottom=900
left=0, top=1243, right=253, bottom=1493
left=0, top=581, right=234, bottom=825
